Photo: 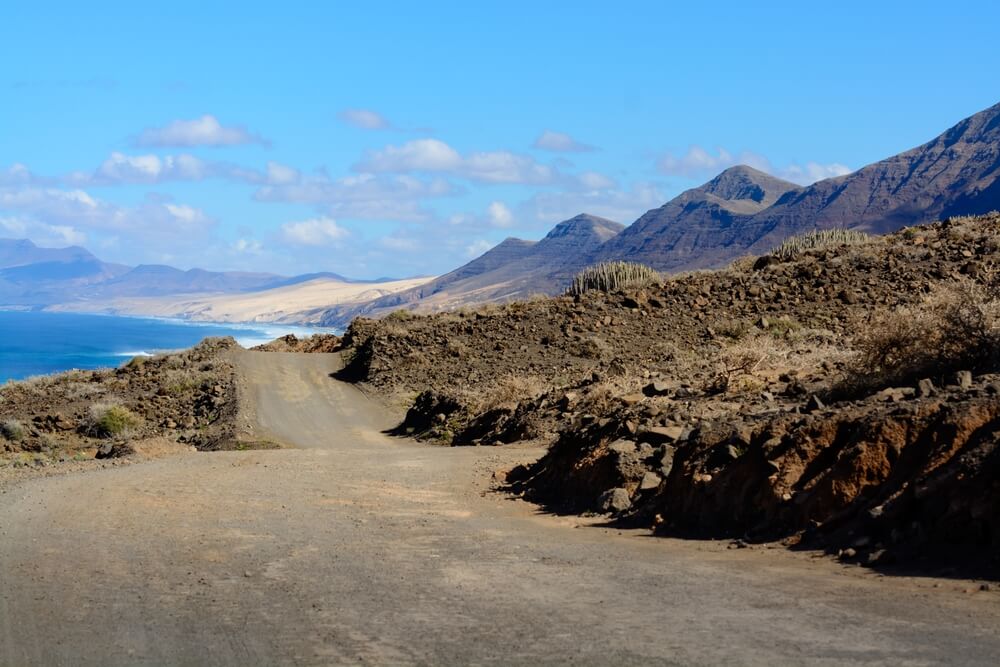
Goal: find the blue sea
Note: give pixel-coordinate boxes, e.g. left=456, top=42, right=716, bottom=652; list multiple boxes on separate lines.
left=0, top=311, right=336, bottom=383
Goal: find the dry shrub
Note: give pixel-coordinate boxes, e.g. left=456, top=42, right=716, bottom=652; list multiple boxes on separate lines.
left=1, top=419, right=25, bottom=442
left=711, top=336, right=782, bottom=393
left=708, top=333, right=843, bottom=395
left=476, top=375, right=548, bottom=412
left=848, top=279, right=1000, bottom=390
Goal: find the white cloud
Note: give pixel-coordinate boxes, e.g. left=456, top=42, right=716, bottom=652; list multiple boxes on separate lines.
left=464, top=239, right=493, bottom=257
left=232, top=238, right=263, bottom=254
left=0, top=186, right=215, bottom=235
left=69, top=153, right=302, bottom=187
left=356, top=139, right=557, bottom=184
left=265, top=161, right=300, bottom=185
left=658, top=145, right=851, bottom=185
left=378, top=236, right=421, bottom=252
left=0, top=216, right=86, bottom=246
left=533, top=130, right=595, bottom=152
left=89, top=152, right=209, bottom=184
left=254, top=172, right=454, bottom=222
left=576, top=171, right=617, bottom=190
left=358, top=139, right=462, bottom=172
left=338, top=108, right=392, bottom=130
left=523, top=181, right=664, bottom=225
left=280, top=216, right=349, bottom=246
left=134, top=115, right=268, bottom=148
left=487, top=201, right=514, bottom=228
left=779, top=161, right=853, bottom=184
left=0, top=163, right=46, bottom=186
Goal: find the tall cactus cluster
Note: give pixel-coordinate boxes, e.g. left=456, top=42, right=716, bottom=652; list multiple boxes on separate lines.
left=770, top=228, right=869, bottom=260
left=568, top=261, right=661, bottom=296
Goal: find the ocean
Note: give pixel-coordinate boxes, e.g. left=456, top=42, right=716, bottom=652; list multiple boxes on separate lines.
left=0, top=310, right=335, bottom=383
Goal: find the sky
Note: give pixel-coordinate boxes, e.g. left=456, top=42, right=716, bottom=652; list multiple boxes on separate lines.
left=2, top=1, right=999, bottom=279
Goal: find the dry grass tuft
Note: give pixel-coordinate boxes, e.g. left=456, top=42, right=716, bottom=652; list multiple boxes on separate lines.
left=847, top=279, right=1000, bottom=391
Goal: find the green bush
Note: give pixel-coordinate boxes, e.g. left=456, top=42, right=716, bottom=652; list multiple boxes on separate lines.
left=770, top=228, right=869, bottom=260
left=568, top=261, right=661, bottom=296
left=0, top=419, right=25, bottom=442
left=86, top=404, right=140, bottom=438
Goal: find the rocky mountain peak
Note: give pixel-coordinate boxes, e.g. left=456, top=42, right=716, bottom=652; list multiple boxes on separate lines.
left=542, top=214, right=624, bottom=244
left=701, top=165, right=801, bottom=206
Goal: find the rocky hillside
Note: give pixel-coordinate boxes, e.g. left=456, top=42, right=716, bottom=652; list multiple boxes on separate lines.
left=591, top=165, right=802, bottom=270
left=337, top=213, right=1000, bottom=574
left=0, top=338, right=266, bottom=471
left=318, top=213, right=623, bottom=325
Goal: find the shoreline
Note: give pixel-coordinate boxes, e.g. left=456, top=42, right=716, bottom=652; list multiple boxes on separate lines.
left=0, top=310, right=339, bottom=384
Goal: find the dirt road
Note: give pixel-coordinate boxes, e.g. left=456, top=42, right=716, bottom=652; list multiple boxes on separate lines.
left=1, top=351, right=999, bottom=665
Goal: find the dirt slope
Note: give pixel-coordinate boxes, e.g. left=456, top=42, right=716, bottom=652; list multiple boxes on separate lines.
left=3, top=351, right=1000, bottom=664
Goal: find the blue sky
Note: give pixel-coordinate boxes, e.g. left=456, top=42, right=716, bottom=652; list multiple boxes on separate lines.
left=2, top=1, right=999, bottom=278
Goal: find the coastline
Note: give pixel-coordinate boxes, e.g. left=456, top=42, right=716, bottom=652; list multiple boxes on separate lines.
left=0, top=309, right=339, bottom=384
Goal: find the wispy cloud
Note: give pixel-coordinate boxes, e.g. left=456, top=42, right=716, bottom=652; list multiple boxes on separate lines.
left=0, top=186, right=215, bottom=235
left=254, top=172, right=455, bottom=222
left=133, top=115, right=269, bottom=148
left=464, top=239, right=493, bottom=257
left=658, top=145, right=851, bottom=185
left=532, top=130, right=595, bottom=153
left=487, top=201, right=514, bottom=228
left=0, top=163, right=48, bottom=187
left=356, top=138, right=557, bottom=185
left=338, top=108, right=393, bottom=130
left=522, top=181, right=664, bottom=225
left=69, top=153, right=296, bottom=186
left=0, top=215, right=86, bottom=246
left=280, top=216, right=349, bottom=246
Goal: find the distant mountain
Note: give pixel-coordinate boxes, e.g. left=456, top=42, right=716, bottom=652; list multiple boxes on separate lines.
left=0, top=239, right=105, bottom=270
left=0, top=239, right=131, bottom=305
left=0, top=238, right=386, bottom=312
left=317, top=214, right=623, bottom=324
left=590, top=166, right=801, bottom=270
left=88, top=265, right=286, bottom=298
left=596, top=101, right=1000, bottom=272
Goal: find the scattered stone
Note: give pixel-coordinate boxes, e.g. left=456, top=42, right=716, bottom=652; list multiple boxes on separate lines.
left=607, top=439, right=637, bottom=456
left=620, top=393, right=645, bottom=406
left=917, top=378, right=936, bottom=398
left=804, top=395, right=825, bottom=413
left=642, top=381, right=671, bottom=397
left=639, top=425, right=686, bottom=445
left=639, top=471, right=662, bottom=491
left=954, top=370, right=973, bottom=390
left=599, top=487, right=632, bottom=513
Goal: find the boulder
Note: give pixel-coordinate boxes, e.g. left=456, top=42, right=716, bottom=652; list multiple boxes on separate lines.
left=954, top=370, right=973, bottom=390
left=599, top=487, right=632, bottom=513
left=639, top=471, right=662, bottom=491
left=639, top=425, right=686, bottom=445
left=642, top=381, right=670, bottom=397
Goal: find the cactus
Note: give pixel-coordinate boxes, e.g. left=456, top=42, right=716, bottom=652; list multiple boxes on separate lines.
left=770, top=228, right=869, bottom=260
left=568, top=261, right=661, bottom=296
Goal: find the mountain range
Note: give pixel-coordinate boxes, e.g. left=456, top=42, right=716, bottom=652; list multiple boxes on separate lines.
left=5, top=101, right=1000, bottom=327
